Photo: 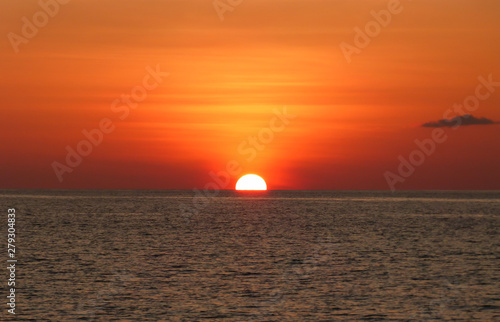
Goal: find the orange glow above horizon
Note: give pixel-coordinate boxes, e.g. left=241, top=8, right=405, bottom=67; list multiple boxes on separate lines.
left=1, top=1, right=500, bottom=190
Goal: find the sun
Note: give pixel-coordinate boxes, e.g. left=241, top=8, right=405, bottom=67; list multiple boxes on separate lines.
left=235, top=174, right=267, bottom=191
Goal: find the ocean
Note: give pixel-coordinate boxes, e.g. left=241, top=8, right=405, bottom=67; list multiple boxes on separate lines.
left=1, top=190, right=499, bottom=321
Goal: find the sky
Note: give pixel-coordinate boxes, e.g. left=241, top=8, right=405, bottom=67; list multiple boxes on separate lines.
left=1, top=0, right=499, bottom=190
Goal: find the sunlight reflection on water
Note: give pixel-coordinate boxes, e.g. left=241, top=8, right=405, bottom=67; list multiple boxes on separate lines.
left=2, top=190, right=499, bottom=320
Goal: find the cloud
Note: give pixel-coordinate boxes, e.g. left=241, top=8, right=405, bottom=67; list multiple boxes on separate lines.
left=422, top=114, right=499, bottom=128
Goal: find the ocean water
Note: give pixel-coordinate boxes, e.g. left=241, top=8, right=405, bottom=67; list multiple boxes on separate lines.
left=1, top=190, right=499, bottom=321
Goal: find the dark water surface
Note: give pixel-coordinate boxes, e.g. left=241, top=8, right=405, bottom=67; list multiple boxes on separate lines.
left=1, top=190, right=499, bottom=320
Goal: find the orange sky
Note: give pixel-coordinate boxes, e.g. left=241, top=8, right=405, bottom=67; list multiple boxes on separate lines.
left=1, top=0, right=499, bottom=190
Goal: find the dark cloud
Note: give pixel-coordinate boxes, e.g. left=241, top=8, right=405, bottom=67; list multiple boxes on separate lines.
left=422, top=114, right=499, bottom=128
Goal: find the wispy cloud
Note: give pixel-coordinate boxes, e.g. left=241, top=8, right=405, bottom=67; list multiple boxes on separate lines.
left=422, top=114, right=499, bottom=128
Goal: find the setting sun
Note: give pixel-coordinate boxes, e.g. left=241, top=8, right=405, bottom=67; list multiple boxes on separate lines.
left=235, top=174, right=267, bottom=191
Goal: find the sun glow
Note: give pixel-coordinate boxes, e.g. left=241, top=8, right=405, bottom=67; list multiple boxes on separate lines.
left=235, top=174, right=267, bottom=191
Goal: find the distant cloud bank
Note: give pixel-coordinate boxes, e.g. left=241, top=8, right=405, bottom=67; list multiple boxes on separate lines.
left=421, top=114, right=499, bottom=128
